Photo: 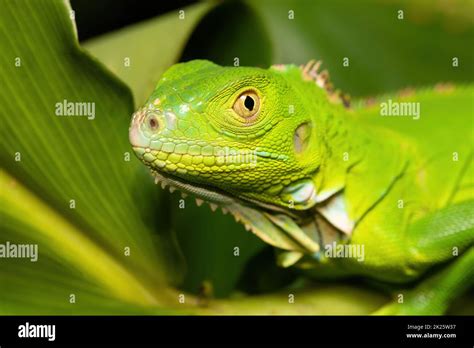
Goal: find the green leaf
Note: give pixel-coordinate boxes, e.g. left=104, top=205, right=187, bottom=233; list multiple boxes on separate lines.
left=0, top=0, right=176, bottom=312
left=83, top=1, right=216, bottom=106
left=204, top=281, right=388, bottom=315
left=180, top=1, right=273, bottom=67
left=185, top=0, right=473, bottom=96
left=261, top=0, right=474, bottom=95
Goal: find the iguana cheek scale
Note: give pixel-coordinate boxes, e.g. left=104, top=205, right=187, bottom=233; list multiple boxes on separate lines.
left=129, top=59, right=474, bottom=314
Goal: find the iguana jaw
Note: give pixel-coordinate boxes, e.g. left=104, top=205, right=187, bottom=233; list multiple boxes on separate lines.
left=145, top=165, right=298, bottom=218
left=146, top=168, right=321, bottom=254
left=148, top=168, right=234, bottom=209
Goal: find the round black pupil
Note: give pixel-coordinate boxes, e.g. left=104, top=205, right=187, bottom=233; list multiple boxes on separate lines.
left=149, top=118, right=157, bottom=128
left=244, top=96, right=254, bottom=111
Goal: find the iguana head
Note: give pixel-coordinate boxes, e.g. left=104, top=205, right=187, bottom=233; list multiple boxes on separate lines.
left=130, top=60, right=334, bottom=213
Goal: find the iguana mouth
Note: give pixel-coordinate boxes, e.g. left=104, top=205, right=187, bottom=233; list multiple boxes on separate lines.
left=146, top=165, right=297, bottom=218
left=148, top=167, right=236, bottom=208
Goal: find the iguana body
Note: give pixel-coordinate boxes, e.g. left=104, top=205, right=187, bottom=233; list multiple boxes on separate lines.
left=129, top=60, right=474, bottom=314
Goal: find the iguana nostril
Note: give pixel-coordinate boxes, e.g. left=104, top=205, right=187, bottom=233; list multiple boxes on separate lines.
left=149, top=117, right=158, bottom=130
left=144, top=112, right=162, bottom=132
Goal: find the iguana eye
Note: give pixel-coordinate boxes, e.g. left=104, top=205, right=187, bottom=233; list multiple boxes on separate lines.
left=233, top=90, right=260, bottom=120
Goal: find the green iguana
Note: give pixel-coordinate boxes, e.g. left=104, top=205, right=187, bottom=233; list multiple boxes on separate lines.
left=129, top=60, right=474, bottom=315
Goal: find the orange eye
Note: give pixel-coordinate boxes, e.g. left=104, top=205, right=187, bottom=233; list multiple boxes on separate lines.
left=232, top=90, right=260, bottom=119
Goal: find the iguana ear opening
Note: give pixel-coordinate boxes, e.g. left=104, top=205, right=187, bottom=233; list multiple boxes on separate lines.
left=294, top=122, right=312, bottom=154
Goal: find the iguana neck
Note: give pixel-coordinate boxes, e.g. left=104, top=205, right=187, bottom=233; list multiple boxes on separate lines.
left=312, top=105, right=406, bottom=207
left=311, top=106, right=351, bottom=201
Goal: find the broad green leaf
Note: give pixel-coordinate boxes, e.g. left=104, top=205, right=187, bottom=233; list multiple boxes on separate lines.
left=203, top=281, right=388, bottom=315
left=180, top=1, right=273, bottom=67
left=83, top=1, right=216, bottom=106
left=0, top=0, right=175, bottom=312
left=254, top=0, right=474, bottom=95
left=186, top=0, right=473, bottom=96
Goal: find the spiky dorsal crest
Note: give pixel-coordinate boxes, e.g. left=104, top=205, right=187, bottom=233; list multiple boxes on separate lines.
left=300, top=60, right=350, bottom=108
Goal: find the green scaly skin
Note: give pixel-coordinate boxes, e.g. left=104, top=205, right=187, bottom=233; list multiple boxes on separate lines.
left=129, top=60, right=474, bottom=315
